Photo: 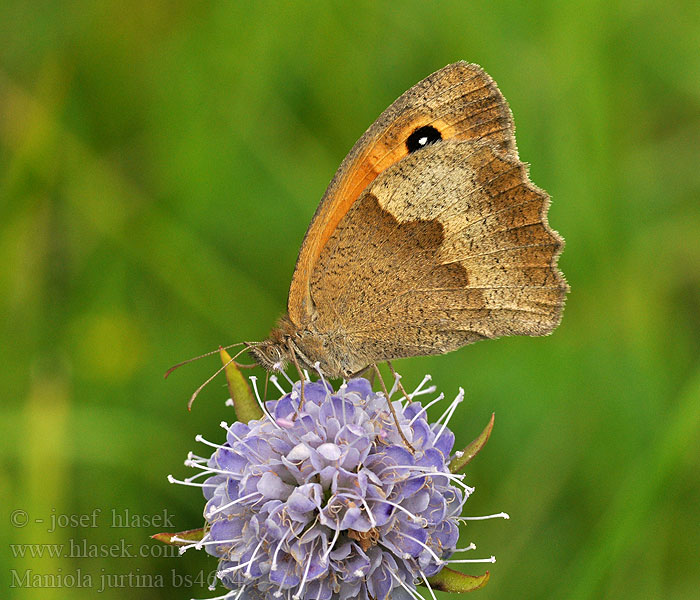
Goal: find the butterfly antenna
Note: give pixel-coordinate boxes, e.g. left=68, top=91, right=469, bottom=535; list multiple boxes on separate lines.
left=372, top=364, right=414, bottom=453
left=232, top=342, right=264, bottom=370
left=164, top=343, right=247, bottom=378
left=186, top=345, right=249, bottom=411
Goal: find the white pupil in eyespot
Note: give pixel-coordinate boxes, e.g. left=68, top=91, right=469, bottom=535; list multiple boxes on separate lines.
left=419, top=136, right=428, bottom=146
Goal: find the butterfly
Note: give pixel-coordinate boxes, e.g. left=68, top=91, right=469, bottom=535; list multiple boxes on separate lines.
left=247, top=62, right=567, bottom=381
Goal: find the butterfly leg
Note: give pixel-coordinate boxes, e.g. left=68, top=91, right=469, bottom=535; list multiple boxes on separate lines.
left=348, top=365, right=376, bottom=387
left=367, top=368, right=376, bottom=387
left=371, top=364, right=414, bottom=453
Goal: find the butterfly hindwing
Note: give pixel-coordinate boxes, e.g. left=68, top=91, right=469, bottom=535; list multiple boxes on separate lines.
left=304, top=139, right=566, bottom=374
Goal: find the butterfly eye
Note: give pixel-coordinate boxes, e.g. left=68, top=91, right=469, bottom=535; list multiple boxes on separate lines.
left=406, top=125, right=442, bottom=153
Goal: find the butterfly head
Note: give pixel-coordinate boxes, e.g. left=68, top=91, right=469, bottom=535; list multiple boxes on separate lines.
left=247, top=316, right=301, bottom=373
left=247, top=339, right=289, bottom=372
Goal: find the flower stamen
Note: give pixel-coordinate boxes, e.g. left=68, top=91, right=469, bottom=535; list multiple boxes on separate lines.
left=269, top=374, right=287, bottom=396
left=292, top=540, right=316, bottom=600
left=457, top=512, right=510, bottom=521
left=390, top=569, right=426, bottom=600
left=206, top=492, right=261, bottom=518
left=171, top=373, right=505, bottom=600
left=446, top=556, right=496, bottom=564
left=434, top=388, right=464, bottom=442
left=408, top=393, right=444, bottom=425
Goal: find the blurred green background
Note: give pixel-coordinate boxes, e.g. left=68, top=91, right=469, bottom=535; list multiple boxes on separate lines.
left=2, top=1, right=699, bottom=599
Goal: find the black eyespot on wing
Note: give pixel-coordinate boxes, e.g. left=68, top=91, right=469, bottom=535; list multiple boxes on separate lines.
left=406, top=125, right=442, bottom=153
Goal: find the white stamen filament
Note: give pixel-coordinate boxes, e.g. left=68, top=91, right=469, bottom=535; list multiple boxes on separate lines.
left=403, top=470, right=475, bottom=496
left=349, top=493, right=427, bottom=526
left=184, top=461, right=232, bottom=477
left=195, top=433, right=227, bottom=450
left=189, top=536, right=239, bottom=548
left=361, top=497, right=377, bottom=528
left=194, top=587, right=244, bottom=600
left=218, top=555, right=259, bottom=575
left=446, top=556, right=496, bottom=564
left=186, top=450, right=209, bottom=462
left=421, top=569, right=438, bottom=600
left=434, top=389, right=462, bottom=425
left=382, top=499, right=428, bottom=526
left=218, top=427, right=267, bottom=463
left=184, top=458, right=209, bottom=469
left=326, top=380, right=341, bottom=423
left=457, top=512, right=510, bottom=521
left=411, top=383, right=438, bottom=398
left=206, top=492, right=261, bottom=518
left=434, top=388, right=464, bottom=442
left=408, top=393, right=445, bottom=425
left=313, top=362, right=331, bottom=400
left=322, top=520, right=341, bottom=563
left=167, top=474, right=216, bottom=488
left=245, top=537, right=267, bottom=577
left=271, top=530, right=290, bottom=570
left=409, top=374, right=433, bottom=399
left=170, top=532, right=211, bottom=553
left=269, top=374, right=287, bottom=396
left=278, top=368, right=295, bottom=386
left=250, top=376, right=282, bottom=430
left=389, top=372, right=401, bottom=399
left=341, top=389, right=348, bottom=424
left=454, top=542, right=477, bottom=552
left=401, top=533, right=444, bottom=565
left=170, top=532, right=208, bottom=546
left=391, top=570, right=427, bottom=600
left=183, top=453, right=209, bottom=468
left=293, top=540, right=316, bottom=600
left=232, top=587, right=247, bottom=600
left=378, top=463, right=471, bottom=493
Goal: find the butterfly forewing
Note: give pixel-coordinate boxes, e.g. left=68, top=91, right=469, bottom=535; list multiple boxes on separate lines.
left=288, top=62, right=519, bottom=325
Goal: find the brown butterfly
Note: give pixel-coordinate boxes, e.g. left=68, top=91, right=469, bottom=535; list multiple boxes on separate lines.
left=248, top=62, right=567, bottom=381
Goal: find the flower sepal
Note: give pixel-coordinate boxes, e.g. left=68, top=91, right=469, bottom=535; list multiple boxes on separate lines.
left=220, top=347, right=262, bottom=423
left=151, top=527, right=206, bottom=546
left=449, top=413, right=495, bottom=473
left=426, top=566, right=490, bottom=593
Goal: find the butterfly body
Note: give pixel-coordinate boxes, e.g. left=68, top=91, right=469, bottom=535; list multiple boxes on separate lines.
left=250, top=62, right=567, bottom=378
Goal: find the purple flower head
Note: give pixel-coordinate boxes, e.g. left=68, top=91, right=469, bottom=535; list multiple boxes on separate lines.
left=175, top=375, right=503, bottom=600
